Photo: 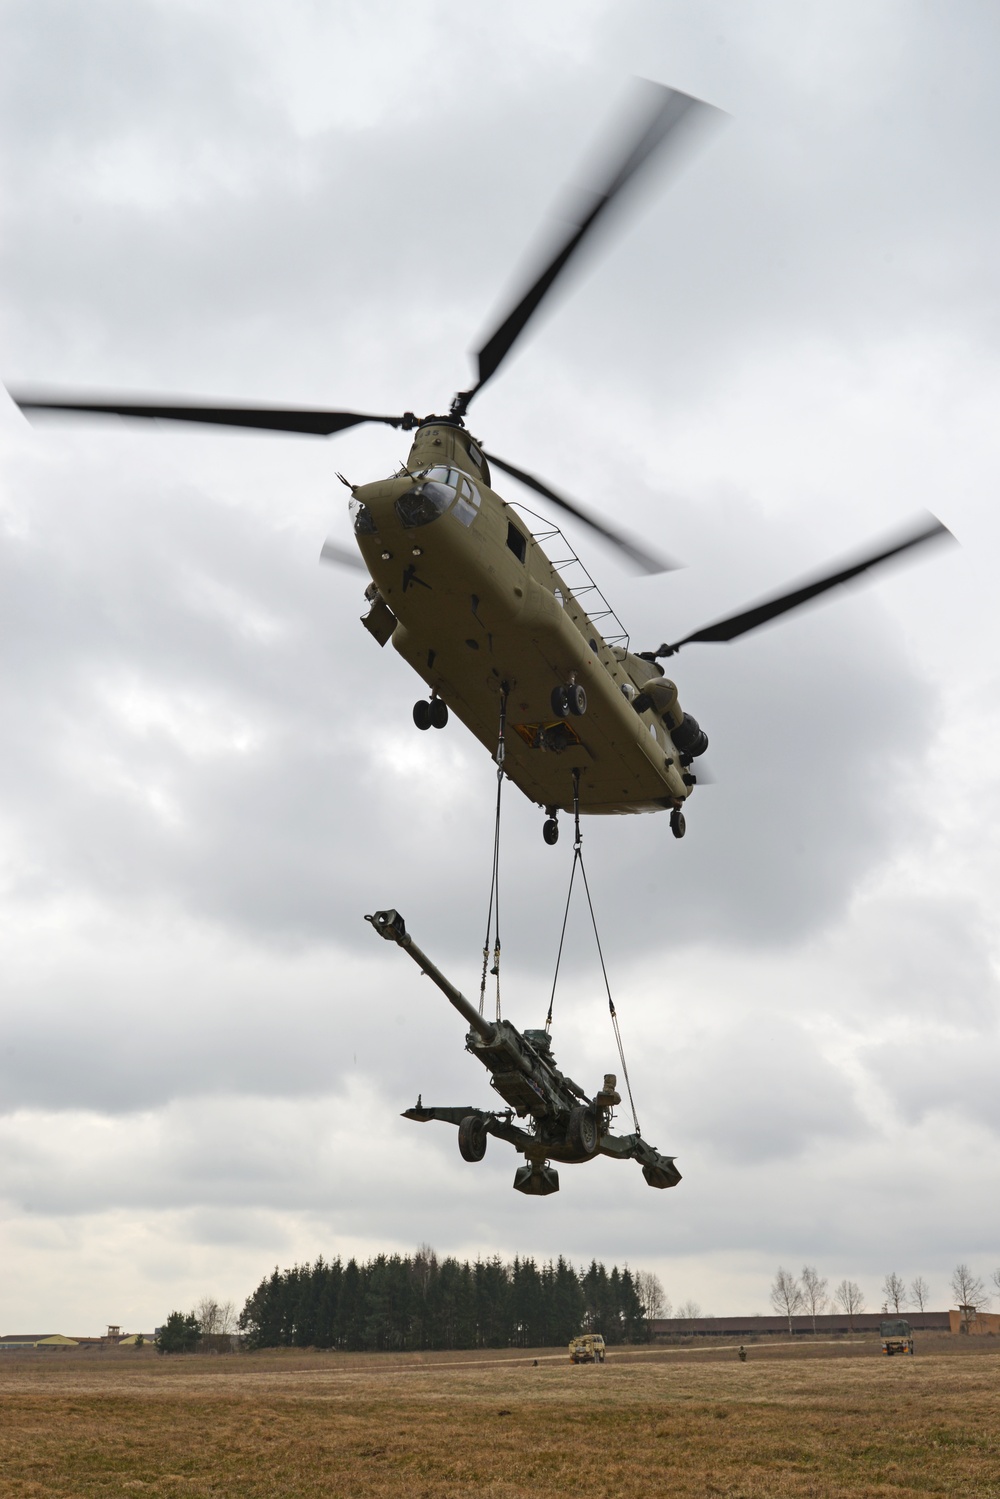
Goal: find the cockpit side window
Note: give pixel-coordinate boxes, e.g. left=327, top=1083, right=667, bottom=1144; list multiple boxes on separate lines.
left=453, top=475, right=481, bottom=527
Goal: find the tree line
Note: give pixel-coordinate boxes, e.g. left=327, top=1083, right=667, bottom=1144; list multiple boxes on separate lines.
left=768, top=1264, right=1000, bottom=1333
left=156, top=1258, right=1000, bottom=1355
left=234, top=1246, right=647, bottom=1351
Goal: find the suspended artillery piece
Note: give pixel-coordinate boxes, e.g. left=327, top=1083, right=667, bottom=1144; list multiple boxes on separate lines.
left=366, top=908, right=680, bottom=1197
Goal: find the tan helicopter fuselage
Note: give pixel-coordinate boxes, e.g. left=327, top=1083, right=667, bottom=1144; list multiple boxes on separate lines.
left=350, top=420, right=697, bottom=816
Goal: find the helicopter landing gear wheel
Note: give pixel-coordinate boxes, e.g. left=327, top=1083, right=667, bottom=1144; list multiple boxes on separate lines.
left=567, top=1104, right=601, bottom=1158
left=551, top=683, right=586, bottom=718
left=542, top=817, right=559, bottom=846
left=670, top=808, right=686, bottom=840
left=429, top=697, right=449, bottom=729
left=412, top=700, right=432, bottom=731
left=457, top=1114, right=488, bottom=1162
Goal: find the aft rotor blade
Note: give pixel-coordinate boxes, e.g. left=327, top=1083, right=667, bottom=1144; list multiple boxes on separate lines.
left=456, top=81, right=722, bottom=413
left=659, top=514, right=954, bottom=654
left=484, top=449, right=679, bottom=574
left=9, top=388, right=411, bottom=437
left=320, top=539, right=367, bottom=571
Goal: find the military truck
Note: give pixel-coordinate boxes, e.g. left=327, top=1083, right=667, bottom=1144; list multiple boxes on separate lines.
left=880, top=1318, right=914, bottom=1356
left=569, top=1333, right=606, bottom=1364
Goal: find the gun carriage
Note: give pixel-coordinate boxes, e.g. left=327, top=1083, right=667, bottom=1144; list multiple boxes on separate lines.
left=366, top=908, right=680, bottom=1196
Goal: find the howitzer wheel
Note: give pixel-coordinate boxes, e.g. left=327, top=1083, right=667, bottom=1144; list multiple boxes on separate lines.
left=458, top=1114, right=488, bottom=1162
left=567, top=1104, right=601, bottom=1158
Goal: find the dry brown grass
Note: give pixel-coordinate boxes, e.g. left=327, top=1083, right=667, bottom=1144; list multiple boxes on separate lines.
left=1, top=1335, right=998, bottom=1497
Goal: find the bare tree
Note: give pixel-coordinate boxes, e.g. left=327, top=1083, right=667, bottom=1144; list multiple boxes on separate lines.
left=800, top=1267, right=828, bottom=1335
left=411, top=1243, right=439, bottom=1298
left=675, top=1299, right=701, bottom=1320
left=635, top=1269, right=669, bottom=1323
left=770, top=1268, right=804, bottom=1333
left=881, top=1272, right=906, bottom=1314
left=194, top=1297, right=237, bottom=1352
left=909, top=1276, right=930, bottom=1312
left=992, top=1268, right=1000, bottom=1307
left=951, top=1264, right=987, bottom=1331
left=195, top=1297, right=220, bottom=1338
left=834, top=1280, right=866, bottom=1331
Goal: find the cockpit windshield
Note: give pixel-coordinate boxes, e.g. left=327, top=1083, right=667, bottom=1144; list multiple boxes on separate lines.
left=395, top=467, right=480, bottom=528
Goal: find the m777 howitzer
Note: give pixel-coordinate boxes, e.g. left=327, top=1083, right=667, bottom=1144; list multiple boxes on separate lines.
left=365, top=909, right=681, bottom=1197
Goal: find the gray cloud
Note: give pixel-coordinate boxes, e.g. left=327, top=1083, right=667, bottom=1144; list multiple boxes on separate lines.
left=665, top=1017, right=868, bottom=1163
left=867, top=1032, right=1000, bottom=1135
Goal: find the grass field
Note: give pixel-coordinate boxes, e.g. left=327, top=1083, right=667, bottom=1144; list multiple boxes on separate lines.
left=1, top=1334, right=997, bottom=1497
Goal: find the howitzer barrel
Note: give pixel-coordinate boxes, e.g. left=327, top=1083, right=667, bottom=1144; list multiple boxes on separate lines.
left=365, top=910, right=496, bottom=1043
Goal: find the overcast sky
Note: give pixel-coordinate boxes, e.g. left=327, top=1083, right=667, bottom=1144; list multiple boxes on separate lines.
left=2, top=0, right=999, bottom=1334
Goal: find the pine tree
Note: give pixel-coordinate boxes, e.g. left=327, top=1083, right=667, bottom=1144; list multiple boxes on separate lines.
left=237, top=1247, right=644, bottom=1352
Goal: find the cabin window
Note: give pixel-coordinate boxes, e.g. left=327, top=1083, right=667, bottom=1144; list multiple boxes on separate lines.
left=468, top=443, right=491, bottom=485
left=506, top=522, right=527, bottom=563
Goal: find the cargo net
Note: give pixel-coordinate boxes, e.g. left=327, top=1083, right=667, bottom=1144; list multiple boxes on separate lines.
left=545, top=769, right=640, bottom=1135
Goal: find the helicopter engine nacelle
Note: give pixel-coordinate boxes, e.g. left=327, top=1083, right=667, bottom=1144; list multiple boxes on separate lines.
left=635, top=678, right=709, bottom=759
left=636, top=677, right=679, bottom=720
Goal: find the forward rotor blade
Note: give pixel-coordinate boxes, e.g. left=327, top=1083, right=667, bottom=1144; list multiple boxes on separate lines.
left=9, top=388, right=410, bottom=437
left=658, top=514, right=954, bottom=655
left=320, top=539, right=367, bottom=571
left=456, top=81, right=722, bottom=413
left=484, top=450, right=679, bottom=574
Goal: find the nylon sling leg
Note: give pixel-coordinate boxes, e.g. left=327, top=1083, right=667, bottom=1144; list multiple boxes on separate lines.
left=478, top=687, right=508, bottom=1022
left=545, top=768, right=641, bottom=1135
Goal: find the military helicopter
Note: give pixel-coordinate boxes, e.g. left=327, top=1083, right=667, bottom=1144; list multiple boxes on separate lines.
left=9, top=83, right=952, bottom=843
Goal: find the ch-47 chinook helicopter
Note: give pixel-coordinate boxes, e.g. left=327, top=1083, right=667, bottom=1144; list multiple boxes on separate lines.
left=9, top=83, right=952, bottom=843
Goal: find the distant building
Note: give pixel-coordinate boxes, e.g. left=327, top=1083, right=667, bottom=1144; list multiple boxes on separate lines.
left=0, top=1331, right=152, bottom=1351
left=950, top=1308, right=1000, bottom=1335
left=649, top=1311, right=952, bottom=1339
left=0, top=1334, right=79, bottom=1351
